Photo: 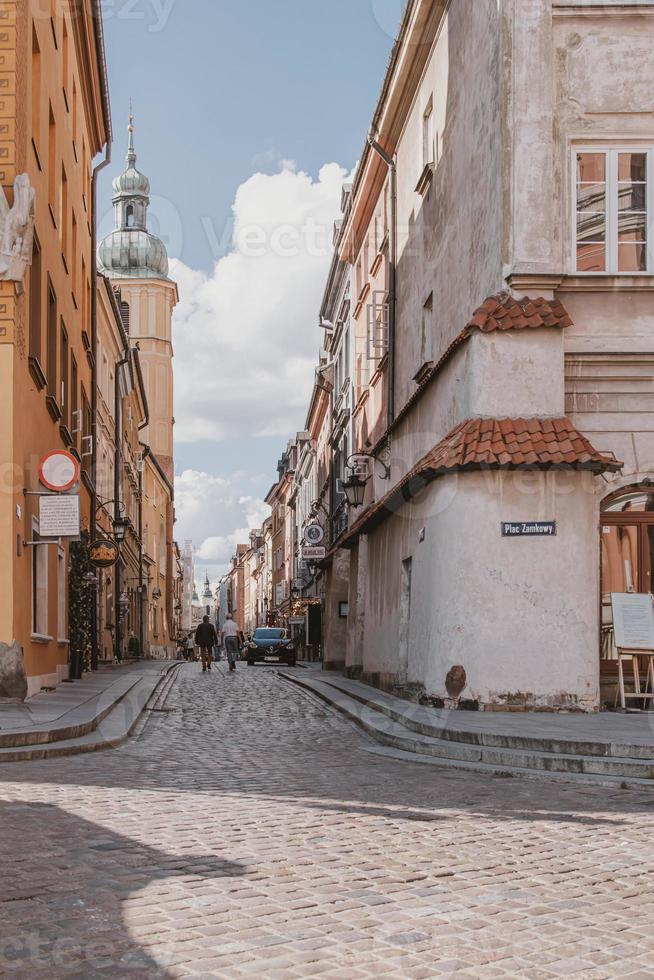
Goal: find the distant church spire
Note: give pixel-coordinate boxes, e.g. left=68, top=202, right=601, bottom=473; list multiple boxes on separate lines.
left=127, top=103, right=136, bottom=167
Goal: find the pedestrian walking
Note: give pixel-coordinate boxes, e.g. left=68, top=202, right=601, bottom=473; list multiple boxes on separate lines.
left=184, top=632, right=195, bottom=662
left=221, top=614, right=243, bottom=672
left=195, top=617, right=217, bottom=672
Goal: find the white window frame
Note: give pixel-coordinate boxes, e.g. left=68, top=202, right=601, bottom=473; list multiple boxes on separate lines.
left=422, top=97, right=435, bottom=170
left=572, top=145, right=653, bottom=276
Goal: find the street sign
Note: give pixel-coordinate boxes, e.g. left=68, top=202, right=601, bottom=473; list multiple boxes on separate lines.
left=89, top=539, right=120, bottom=568
left=501, top=521, right=556, bottom=537
left=304, top=523, right=325, bottom=545
left=38, top=494, right=80, bottom=538
left=302, top=546, right=326, bottom=560
left=39, top=450, right=80, bottom=493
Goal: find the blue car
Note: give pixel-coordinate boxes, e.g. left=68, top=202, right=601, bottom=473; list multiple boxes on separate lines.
left=246, top=628, right=297, bottom=667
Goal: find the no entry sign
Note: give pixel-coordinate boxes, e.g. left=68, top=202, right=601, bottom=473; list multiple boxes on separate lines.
left=39, top=451, right=80, bottom=493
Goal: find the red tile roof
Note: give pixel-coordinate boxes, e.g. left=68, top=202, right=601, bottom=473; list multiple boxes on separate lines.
left=343, top=417, right=621, bottom=546
left=465, top=292, right=573, bottom=333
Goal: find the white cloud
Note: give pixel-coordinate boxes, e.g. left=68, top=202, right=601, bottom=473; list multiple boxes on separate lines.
left=174, top=469, right=269, bottom=575
left=171, top=161, right=349, bottom=444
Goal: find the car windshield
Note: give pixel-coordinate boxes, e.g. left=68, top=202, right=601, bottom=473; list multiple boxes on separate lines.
left=254, top=629, right=284, bottom=640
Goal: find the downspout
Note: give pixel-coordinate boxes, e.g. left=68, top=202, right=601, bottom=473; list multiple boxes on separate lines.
left=367, top=136, right=397, bottom=429
left=114, top=352, right=129, bottom=663
left=135, top=348, right=149, bottom=661
left=90, top=0, right=112, bottom=669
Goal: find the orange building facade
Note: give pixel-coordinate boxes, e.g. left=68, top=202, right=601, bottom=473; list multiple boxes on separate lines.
left=0, top=1, right=110, bottom=694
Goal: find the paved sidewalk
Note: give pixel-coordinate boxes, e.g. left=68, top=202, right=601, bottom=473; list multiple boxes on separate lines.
left=0, top=660, right=177, bottom=747
left=299, top=667, right=654, bottom=751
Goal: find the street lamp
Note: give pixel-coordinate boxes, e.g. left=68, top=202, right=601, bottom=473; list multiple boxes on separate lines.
left=342, top=472, right=368, bottom=509
left=112, top=515, right=130, bottom=543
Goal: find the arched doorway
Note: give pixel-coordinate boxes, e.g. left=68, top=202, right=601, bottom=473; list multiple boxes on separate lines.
left=600, top=485, right=654, bottom=704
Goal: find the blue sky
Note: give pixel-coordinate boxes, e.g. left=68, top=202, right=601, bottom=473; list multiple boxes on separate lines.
left=99, top=0, right=401, bottom=576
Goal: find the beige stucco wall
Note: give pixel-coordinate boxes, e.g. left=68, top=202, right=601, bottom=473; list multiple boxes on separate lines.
left=363, top=469, right=600, bottom=710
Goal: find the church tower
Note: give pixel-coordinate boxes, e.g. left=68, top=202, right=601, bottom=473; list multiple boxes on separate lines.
left=98, top=115, right=178, bottom=481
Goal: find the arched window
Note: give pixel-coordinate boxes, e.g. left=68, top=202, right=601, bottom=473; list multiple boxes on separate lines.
left=126, top=205, right=134, bottom=227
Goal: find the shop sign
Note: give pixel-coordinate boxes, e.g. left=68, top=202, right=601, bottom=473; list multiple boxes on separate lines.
left=501, top=521, right=556, bottom=537
left=39, top=450, right=80, bottom=492
left=39, top=494, right=80, bottom=538
left=89, top=538, right=120, bottom=568
left=304, top=523, right=325, bottom=545
left=288, top=617, right=305, bottom=626
left=302, top=546, right=326, bottom=560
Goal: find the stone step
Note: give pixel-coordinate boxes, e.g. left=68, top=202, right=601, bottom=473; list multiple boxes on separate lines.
left=280, top=672, right=654, bottom=788
left=306, top=673, right=654, bottom=759
left=0, top=664, right=181, bottom=762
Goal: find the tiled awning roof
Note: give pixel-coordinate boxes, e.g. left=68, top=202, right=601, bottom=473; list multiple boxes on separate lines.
left=342, top=417, right=622, bottom=546
left=465, top=293, right=573, bottom=333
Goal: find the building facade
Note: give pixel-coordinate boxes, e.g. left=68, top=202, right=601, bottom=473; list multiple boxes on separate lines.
left=0, top=0, right=111, bottom=695
left=247, top=0, right=654, bottom=713
left=98, top=117, right=179, bottom=660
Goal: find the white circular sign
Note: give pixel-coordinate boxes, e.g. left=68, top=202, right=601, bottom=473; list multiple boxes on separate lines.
left=305, top=523, right=325, bottom=545
left=39, top=451, right=80, bottom=493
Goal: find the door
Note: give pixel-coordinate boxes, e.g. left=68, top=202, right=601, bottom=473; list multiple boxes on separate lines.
left=398, top=558, right=412, bottom=684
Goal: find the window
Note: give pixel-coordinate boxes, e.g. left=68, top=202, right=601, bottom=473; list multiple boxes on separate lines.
left=31, top=520, right=48, bottom=638
left=62, top=20, right=69, bottom=106
left=126, top=205, right=135, bottom=227
left=419, top=293, right=434, bottom=371
left=57, top=546, right=67, bottom=642
left=60, top=163, right=68, bottom=253
left=60, top=321, right=68, bottom=425
left=31, top=27, right=41, bottom=157
left=47, top=278, right=57, bottom=399
left=29, top=234, right=42, bottom=362
left=48, top=104, right=56, bottom=217
left=70, top=354, right=78, bottom=447
left=575, top=148, right=651, bottom=274
left=71, top=211, right=77, bottom=297
left=422, top=97, right=435, bottom=169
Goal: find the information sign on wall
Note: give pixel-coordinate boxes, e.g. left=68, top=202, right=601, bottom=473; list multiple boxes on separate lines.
left=501, top=521, right=556, bottom=537
left=38, top=494, right=80, bottom=538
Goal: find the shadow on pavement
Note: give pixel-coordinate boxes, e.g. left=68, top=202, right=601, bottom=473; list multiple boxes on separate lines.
left=0, top=800, right=246, bottom=977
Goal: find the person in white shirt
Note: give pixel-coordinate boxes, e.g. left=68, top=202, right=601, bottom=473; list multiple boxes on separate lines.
left=220, top=614, right=243, bottom=672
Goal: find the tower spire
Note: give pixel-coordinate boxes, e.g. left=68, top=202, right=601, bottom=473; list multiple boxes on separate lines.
left=127, top=102, right=136, bottom=167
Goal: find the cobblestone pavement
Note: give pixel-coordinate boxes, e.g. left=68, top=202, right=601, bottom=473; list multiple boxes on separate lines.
left=0, top=664, right=652, bottom=979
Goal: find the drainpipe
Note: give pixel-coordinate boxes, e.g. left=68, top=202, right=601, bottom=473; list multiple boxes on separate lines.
left=367, top=134, right=397, bottom=429
left=114, top=353, right=129, bottom=663
left=90, top=140, right=112, bottom=670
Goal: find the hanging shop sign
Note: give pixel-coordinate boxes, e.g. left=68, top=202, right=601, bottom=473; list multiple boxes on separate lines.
left=501, top=521, right=556, bottom=538
left=38, top=493, right=80, bottom=538
left=302, top=546, right=326, bottom=560
left=39, top=450, right=80, bottom=493
left=611, top=593, right=654, bottom=651
left=89, top=538, right=120, bottom=568
left=304, top=523, right=325, bottom=545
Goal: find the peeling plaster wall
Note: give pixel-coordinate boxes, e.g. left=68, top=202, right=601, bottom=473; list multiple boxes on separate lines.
left=363, top=470, right=600, bottom=710
left=394, top=0, right=505, bottom=414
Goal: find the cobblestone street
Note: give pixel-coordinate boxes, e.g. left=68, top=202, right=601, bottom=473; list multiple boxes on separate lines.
left=0, top=665, right=653, bottom=979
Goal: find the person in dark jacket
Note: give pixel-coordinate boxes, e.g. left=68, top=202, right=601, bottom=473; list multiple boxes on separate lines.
left=195, top=616, right=218, bottom=672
